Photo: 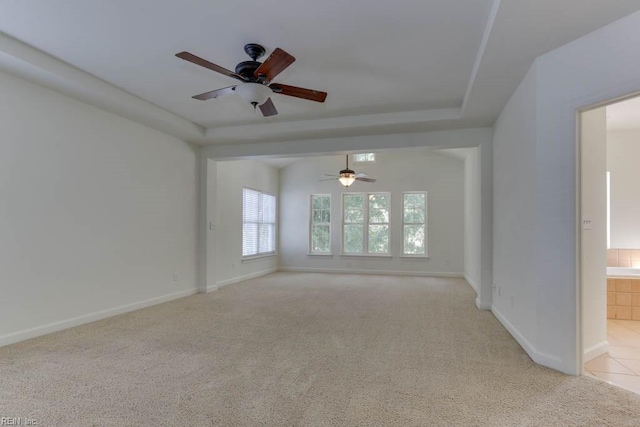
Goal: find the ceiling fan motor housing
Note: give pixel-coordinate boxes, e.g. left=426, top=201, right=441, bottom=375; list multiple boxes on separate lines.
left=235, top=44, right=269, bottom=82
left=244, top=43, right=266, bottom=61
left=235, top=61, right=262, bottom=81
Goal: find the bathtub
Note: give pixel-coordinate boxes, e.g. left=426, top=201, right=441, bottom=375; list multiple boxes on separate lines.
left=607, top=267, right=640, bottom=277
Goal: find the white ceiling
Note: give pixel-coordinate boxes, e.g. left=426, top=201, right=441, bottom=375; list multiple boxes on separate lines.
left=0, top=1, right=639, bottom=145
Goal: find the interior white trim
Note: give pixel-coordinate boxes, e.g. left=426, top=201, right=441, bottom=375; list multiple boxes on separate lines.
left=476, top=298, right=491, bottom=310
left=204, top=128, right=493, bottom=160
left=0, top=288, right=198, bottom=348
left=461, top=0, right=501, bottom=115
left=278, top=267, right=463, bottom=278
left=492, top=306, right=565, bottom=372
left=0, top=32, right=204, bottom=143
left=206, top=108, right=461, bottom=142
left=214, top=267, right=278, bottom=289
left=583, top=340, right=609, bottom=363
left=465, top=274, right=478, bottom=292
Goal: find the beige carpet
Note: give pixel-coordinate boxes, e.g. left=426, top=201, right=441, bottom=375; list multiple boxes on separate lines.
left=2, top=273, right=640, bottom=426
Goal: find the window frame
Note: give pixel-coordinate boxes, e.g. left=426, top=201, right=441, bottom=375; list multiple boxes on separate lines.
left=242, top=187, right=277, bottom=260
left=309, top=194, right=332, bottom=255
left=401, top=191, right=428, bottom=258
left=352, top=153, right=376, bottom=164
left=341, top=192, right=391, bottom=257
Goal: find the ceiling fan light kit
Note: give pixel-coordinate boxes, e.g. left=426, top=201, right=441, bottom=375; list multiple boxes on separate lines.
left=235, top=83, right=272, bottom=108
left=338, top=172, right=356, bottom=187
left=322, top=155, right=377, bottom=187
left=175, top=43, right=327, bottom=117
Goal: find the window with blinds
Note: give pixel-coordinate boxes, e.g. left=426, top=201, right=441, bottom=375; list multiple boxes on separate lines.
left=242, top=188, right=276, bottom=257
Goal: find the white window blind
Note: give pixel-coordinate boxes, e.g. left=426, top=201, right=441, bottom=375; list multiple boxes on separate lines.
left=243, top=188, right=276, bottom=257
left=402, top=192, right=427, bottom=255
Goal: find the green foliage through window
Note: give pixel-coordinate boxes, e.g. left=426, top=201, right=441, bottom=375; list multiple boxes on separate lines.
left=310, top=195, right=331, bottom=253
left=343, top=193, right=389, bottom=255
left=353, top=153, right=376, bottom=162
left=403, top=192, right=427, bottom=255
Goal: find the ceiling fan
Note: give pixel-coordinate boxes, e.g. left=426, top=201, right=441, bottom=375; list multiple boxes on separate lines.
left=321, top=155, right=377, bottom=187
left=175, top=43, right=327, bottom=117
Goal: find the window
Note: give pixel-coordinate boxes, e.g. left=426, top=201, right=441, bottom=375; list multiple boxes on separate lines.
left=310, top=194, right=331, bottom=254
left=402, top=192, right=427, bottom=256
left=342, top=193, right=390, bottom=255
left=242, top=188, right=276, bottom=257
left=353, top=153, right=376, bottom=163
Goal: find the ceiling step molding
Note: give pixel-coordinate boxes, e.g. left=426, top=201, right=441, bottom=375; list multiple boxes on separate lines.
left=0, top=32, right=204, bottom=142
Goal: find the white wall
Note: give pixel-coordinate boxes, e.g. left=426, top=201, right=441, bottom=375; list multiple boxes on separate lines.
left=463, top=148, right=482, bottom=291
left=214, top=160, right=279, bottom=287
left=492, top=10, right=640, bottom=374
left=0, top=70, right=198, bottom=345
left=607, top=129, right=640, bottom=248
left=278, top=150, right=464, bottom=275
left=478, top=138, right=493, bottom=310
left=492, top=64, right=540, bottom=360
left=581, top=108, right=608, bottom=361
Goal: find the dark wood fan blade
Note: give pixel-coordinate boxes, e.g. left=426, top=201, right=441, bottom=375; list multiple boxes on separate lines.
left=176, top=52, right=245, bottom=81
left=192, top=85, right=237, bottom=101
left=270, top=83, right=327, bottom=103
left=254, top=48, right=295, bottom=81
left=259, top=97, right=278, bottom=117
left=356, top=177, right=376, bottom=183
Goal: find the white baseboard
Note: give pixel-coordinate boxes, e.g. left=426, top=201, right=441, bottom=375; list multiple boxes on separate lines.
left=475, top=298, right=491, bottom=310
left=464, top=274, right=478, bottom=292
left=215, top=268, right=278, bottom=289
left=584, top=340, right=609, bottom=362
left=0, top=287, right=198, bottom=348
left=278, top=267, right=464, bottom=278
left=491, top=306, right=566, bottom=373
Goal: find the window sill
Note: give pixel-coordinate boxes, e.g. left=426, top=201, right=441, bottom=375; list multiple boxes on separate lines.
left=307, top=253, right=333, bottom=257
left=399, top=255, right=430, bottom=260
left=241, top=254, right=277, bottom=263
left=339, top=254, right=392, bottom=259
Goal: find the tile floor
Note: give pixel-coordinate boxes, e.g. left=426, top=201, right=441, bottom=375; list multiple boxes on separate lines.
left=585, top=319, right=640, bottom=394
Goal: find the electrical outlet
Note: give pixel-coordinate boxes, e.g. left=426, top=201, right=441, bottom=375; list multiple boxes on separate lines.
left=173, top=272, right=179, bottom=282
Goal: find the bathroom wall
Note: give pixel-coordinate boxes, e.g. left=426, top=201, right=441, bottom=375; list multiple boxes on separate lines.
left=607, top=129, right=640, bottom=249
left=607, top=249, right=640, bottom=268
left=607, top=277, right=640, bottom=320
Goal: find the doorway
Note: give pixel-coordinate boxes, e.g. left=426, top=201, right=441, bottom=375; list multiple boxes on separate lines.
left=580, top=95, right=640, bottom=394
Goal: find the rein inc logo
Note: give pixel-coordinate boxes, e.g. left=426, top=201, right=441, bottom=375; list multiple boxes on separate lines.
left=0, top=418, right=38, bottom=425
